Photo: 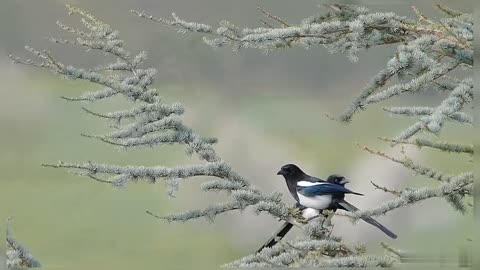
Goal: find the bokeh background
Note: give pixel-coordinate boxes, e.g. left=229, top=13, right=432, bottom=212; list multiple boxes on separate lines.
left=0, top=0, right=475, bottom=269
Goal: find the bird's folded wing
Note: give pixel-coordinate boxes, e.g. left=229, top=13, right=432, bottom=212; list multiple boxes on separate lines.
left=297, top=182, right=361, bottom=196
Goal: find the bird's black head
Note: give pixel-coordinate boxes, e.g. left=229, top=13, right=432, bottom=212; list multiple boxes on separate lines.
left=277, top=164, right=306, bottom=179
left=326, top=174, right=349, bottom=186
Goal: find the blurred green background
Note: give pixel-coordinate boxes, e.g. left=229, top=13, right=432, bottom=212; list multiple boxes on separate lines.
left=0, top=0, right=474, bottom=269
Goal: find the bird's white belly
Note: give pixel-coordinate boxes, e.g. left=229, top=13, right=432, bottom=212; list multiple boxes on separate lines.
left=298, top=194, right=332, bottom=209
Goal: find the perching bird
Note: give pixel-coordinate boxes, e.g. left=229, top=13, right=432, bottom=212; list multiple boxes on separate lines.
left=257, top=173, right=358, bottom=252
left=257, top=164, right=397, bottom=253
left=278, top=164, right=397, bottom=239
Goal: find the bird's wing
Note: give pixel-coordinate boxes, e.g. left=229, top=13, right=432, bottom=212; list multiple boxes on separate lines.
left=297, top=182, right=361, bottom=197
left=305, top=176, right=363, bottom=195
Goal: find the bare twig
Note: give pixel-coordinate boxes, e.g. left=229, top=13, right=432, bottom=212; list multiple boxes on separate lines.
left=257, top=6, right=290, bottom=27
left=359, top=143, right=454, bottom=182
left=259, top=19, right=274, bottom=28
left=370, top=181, right=401, bottom=196
left=411, top=6, right=434, bottom=24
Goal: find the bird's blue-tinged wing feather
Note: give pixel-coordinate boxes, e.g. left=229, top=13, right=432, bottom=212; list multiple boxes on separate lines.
left=298, top=182, right=357, bottom=197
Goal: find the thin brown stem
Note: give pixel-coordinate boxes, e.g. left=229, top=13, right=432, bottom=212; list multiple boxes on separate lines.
left=259, top=19, right=274, bottom=28
left=257, top=6, right=290, bottom=27
left=370, top=181, right=401, bottom=196
left=358, top=143, right=454, bottom=182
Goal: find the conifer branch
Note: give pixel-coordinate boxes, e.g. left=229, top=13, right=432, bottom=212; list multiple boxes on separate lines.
left=132, top=5, right=410, bottom=56
left=360, top=145, right=455, bottom=182
left=370, top=181, right=401, bottom=196
left=392, top=79, right=472, bottom=141
left=383, top=106, right=473, bottom=124
left=381, top=242, right=404, bottom=262
left=6, top=219, right=42, bottom=268
left=378, top=137, right=473, bottom=155
left=13, top=5, right=292, bottom=232
left=435, top=5, right=464, bottom=17
left=341, top=172, right=473, bottom=220
left=11, top=3, right=474, bottom=268
left=133, top=5, right=472, bottom=122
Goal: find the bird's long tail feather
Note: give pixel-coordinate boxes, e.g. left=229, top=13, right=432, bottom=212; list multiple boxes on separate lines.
left=338, top=200, right=397, bottom=239
left=256, top=222, right=294, bottom=253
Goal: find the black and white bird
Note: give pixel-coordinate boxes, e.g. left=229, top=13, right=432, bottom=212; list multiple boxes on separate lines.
left=257, top=164, right=397, bottom=252
left=279, top=164, right=397, bottom=238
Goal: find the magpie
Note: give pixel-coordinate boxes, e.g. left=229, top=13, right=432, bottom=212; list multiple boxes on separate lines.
left=256, top=173, right=350, bottom=253
left=278, top=164, right=397, bottom=239
left=257, top=164, right=397, bottom=252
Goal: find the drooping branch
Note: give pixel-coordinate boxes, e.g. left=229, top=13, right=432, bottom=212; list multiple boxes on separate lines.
left=132, top=5, right=472, bottom=123
left=132, top=5, right=411, bottom=58
left=394, top=78, right=473, bottom=141
left=359, top=144, right=472, bottom=212
left=6, top=219, right=42, bottom=268
left=12, top=5, right=291, bottom=225
left=382, top=107, right=473, bottom=124
left=370, top=181, right=401, bottom=196
left=157, top=190, right=289, bottom=222
left=341, top=172, right=473, bottom=220
left=360, top=145, right=455, bottom=182
left=42, top=161, right=246, bottom=186
left=378, top=137, right=473, bottom=155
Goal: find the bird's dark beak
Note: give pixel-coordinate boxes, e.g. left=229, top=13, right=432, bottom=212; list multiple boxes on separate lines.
left=339, top=178, right=350, bottom=185
left=277, top=170, right=284, bottom=175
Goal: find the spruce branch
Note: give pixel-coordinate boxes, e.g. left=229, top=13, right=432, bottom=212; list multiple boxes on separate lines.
left=81, top=102, right=185, bottom=121
left=394, top=78, right=473, bottom=140
left=134, top=5, right=471, bottom=122
left=381, top=242, right=404, bottom=262
left=158, top=191, right=289, bottom=222
left=42, top=161, right=248, bottom=188
left=381, top=242, right=403, bottom=258
left=342, top=172, right=473, bottom=220
left=6, top=219, right=42, bottom=268
left=378, top=137, right=474, bottom=155
left=370, top=181, right=401, bottom=196
left=411, top=6, right=434, bottom=25
left=300, top=255, right=395, bottom=268
left=360, top=144, right=454, bottom=182
left=435, top=5, right=464, bottom=18
left=227, top=237, right=364, bottom=267
left=132, top=5, right=410, bottom=55
left=365, top=59, right=462, bottom=104
left=383, top=106, right=473, bottom=124
left=13, top=5, right=294, bottom=232
left=360, top=143, right=473, bottom=213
